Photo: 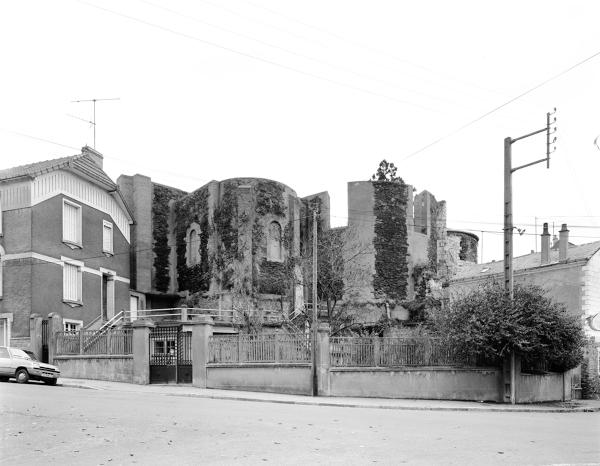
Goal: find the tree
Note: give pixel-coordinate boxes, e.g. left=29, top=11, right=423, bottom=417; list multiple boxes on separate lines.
left=371, top=159, right=401, bottom=182
left=434, top=282, right=585, bottom=371
left=297, top=226, right=372, bottom=335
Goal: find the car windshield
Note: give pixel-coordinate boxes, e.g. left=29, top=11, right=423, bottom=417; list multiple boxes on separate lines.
left=24, top=350, right=39, bottom=361
left=10, top=348, right=33, bottom=360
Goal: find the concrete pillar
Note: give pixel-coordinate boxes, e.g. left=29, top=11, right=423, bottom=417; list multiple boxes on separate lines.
left=47, top=313, right=63, bottom=365
left=29, top=314, right=43, bottom=360
left=132, top=319, right=155, bottom=385
left=541, top=223, right=550, bottom=265
left=559, top=224, right=569, bottom=262
left=180, top=306, right=188, bottom=322
left=316, top=322, right=330, bottom=396
left=190, top=316, right=214, bottom=388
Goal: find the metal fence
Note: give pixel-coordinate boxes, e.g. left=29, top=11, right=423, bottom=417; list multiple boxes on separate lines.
left=56, top=328, right=133, bottom=356
left=209, top=334, right=311, bottom=364
left=330, top=337, right=473, bottom=368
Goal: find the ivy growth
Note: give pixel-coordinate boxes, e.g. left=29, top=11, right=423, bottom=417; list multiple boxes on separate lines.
left=372, top=180, right=409, bottom=301
left=152, top=183, right=184, bottom=292
left=174, top=187, right=211, bottom=293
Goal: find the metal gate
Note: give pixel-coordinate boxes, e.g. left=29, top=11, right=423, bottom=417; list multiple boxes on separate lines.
left=41, top=319, right=49, bottom=363
left=149, top=326, right=192, bottom=384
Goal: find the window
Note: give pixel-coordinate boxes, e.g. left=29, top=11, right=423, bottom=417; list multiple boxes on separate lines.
left=63, top=199, right=82, bottom=247
left=186, top=223, right=201, bottom=266
left=63, top=319, right=82, bottom=332
left=0, top=191, right=3, bottom=236
left=62, top=258, right=83, bottom=304
left=0, top=245, right=4, bottom=299
left=267, top=221, right=283, bottom=262
left=102, top=220, right=113, bottom=254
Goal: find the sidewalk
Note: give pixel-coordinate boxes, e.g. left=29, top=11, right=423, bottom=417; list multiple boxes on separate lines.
left=58, top=378, right=600, bottom=413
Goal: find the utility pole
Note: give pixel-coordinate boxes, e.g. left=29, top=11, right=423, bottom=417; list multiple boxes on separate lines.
left=71, top=97, right=120, bottom=149
left=504, top=108, right=556, bottom=404
left=311, top=208, right=318, bottom=396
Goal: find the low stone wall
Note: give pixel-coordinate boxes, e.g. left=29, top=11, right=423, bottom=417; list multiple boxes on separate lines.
left=517, top=371, right=569, bottom=403
left=328, top=367, right=503, bottom=401
left=54, top=355, right=134, bottom=383
left=207, top=363, right=312, bottom=395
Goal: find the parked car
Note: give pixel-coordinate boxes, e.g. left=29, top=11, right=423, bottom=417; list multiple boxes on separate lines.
left=0, top=346, right=60, bottom=385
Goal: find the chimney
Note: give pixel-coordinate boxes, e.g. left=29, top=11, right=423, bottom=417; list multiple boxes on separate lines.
left=81, top=146, right=104, bottom=169
left=541, top=223, right=550, bottom=265
left=559, top=223, right=569, bottom=261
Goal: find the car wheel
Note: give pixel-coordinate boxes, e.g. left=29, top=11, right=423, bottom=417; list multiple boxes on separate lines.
left=44, top=378, right=57, bottom=386
left=16, top=369, right=30, bottom=384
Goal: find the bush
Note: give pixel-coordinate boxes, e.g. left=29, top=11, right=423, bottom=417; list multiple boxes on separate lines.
left=434, top=282, right=585, bottom=371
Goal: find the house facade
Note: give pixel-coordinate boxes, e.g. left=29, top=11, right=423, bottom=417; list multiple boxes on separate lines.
left=0, top=147, right=134, bottom=347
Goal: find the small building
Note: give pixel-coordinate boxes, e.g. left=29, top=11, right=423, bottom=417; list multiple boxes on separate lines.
left=0, top=147, right=134, bottom=347
left=448, top=223, right=600, bottom=391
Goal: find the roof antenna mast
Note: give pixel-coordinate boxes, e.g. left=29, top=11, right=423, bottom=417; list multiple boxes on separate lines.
left=71, top=97, right=120, bottom=149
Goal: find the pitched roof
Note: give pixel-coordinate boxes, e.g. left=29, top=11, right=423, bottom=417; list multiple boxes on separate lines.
left=0, top=148, right=116, bottom=189
left=452, top=241, right=600, bottom=281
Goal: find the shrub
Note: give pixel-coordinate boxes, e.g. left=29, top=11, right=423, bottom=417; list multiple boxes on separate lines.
left=434, top=282, right=585, bottom=371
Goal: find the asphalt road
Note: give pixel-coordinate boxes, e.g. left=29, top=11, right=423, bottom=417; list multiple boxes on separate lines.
left=1, top=382, right=599, bottom=465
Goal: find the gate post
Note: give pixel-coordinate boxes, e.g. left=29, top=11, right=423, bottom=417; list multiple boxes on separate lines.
left=47, top=313, right=63, bottom=365
left=190, top=316, right=214, bottom=388
left=132, top=319, right=155, bottom=385
left=316, top=322, right=331, bottom=396
left=29, top=314, right=43, bottom=360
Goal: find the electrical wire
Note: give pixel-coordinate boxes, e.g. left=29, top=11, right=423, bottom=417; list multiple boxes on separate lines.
left=75, top=0, right=439, bottom=113
left=400, top=48, right=600, bottom=160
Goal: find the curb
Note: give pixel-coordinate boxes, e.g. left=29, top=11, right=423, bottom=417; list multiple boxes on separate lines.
left=59, top=382, right=600, bottom=413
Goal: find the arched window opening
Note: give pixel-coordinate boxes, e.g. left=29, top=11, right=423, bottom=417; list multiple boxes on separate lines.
left=186, top=224, right=201, bottom=267
left=267, top=221, right=283, bottom=262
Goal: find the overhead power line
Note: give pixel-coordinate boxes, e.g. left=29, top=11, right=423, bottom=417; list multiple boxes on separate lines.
left=77, top=0, right=438, bottom=113
left=0, top=128, right=79, bottom=151
left=401, top=48, right=600, bottom=160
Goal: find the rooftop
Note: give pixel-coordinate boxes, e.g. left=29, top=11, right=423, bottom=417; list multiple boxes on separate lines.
left=452, top=240, right=600, bottom=281
left=0, top=147, right=116, bottom=189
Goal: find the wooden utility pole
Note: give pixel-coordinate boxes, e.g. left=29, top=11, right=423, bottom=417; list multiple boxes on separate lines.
left=311, top=208, right=318, bottom=396
left=504, top=109, right=556, bottom=404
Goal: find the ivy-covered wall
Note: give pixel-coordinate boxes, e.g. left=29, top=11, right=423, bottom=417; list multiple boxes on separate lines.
left=372, top=180, right=409, bottom=301
left=174, top=187, right=211, bottom=294
left=151, top=183, right=185, bottom=292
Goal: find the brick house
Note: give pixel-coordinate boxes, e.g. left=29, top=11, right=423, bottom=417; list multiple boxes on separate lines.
left=0, top=147, right=134, bottom=347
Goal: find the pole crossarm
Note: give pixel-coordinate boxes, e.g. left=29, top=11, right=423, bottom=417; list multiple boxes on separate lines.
left=511, top=127, right=546, bottom=143
left=511, top=157, right=549, bottom=173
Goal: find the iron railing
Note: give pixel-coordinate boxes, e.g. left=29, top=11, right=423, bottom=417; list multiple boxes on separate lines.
left=329, top=337, right=473, bottom=368
left=56, top=328, right=133, bottom=356
left=124, top=308, right=284, bottom=325
left=208, top=334, right=311, bottom=364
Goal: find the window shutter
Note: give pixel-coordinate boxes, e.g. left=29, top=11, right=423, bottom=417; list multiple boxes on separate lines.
left=63, top=263, right=81, bottom=302
left=63, top=202, right=81, bottom=244
left=103, top=222, right=113, bottom=253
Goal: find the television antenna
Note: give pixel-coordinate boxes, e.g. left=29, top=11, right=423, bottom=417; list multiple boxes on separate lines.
left=71, top=97, right=120, bottom=148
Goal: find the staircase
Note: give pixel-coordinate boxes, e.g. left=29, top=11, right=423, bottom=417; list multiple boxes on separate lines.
left=82, top=311, right=124, bottom=352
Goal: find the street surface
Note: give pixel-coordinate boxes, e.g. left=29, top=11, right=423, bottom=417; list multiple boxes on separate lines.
left=1, top=381, right=599, bottom=465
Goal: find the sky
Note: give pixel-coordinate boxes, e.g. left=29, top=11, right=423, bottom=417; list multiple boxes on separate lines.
left=1, top=0, right=599, bottom=264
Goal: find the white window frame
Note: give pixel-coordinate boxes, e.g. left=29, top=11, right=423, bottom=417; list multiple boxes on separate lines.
left=0, top=191, right=3, bottom=236
left=62, top=199, right=82, bottom=248
left=0, top=245, right=4, bottom=299
left=62, top=256, right=83, bottom=305
left=102, top=220, right=114, bottom=255
left=63, top=319, right=83, bottom=332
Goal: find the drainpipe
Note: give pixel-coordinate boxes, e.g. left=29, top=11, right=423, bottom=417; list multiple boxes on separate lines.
left=541, top=223, right=550, bottom=265
left=559, top=224, right=569, bottom=261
